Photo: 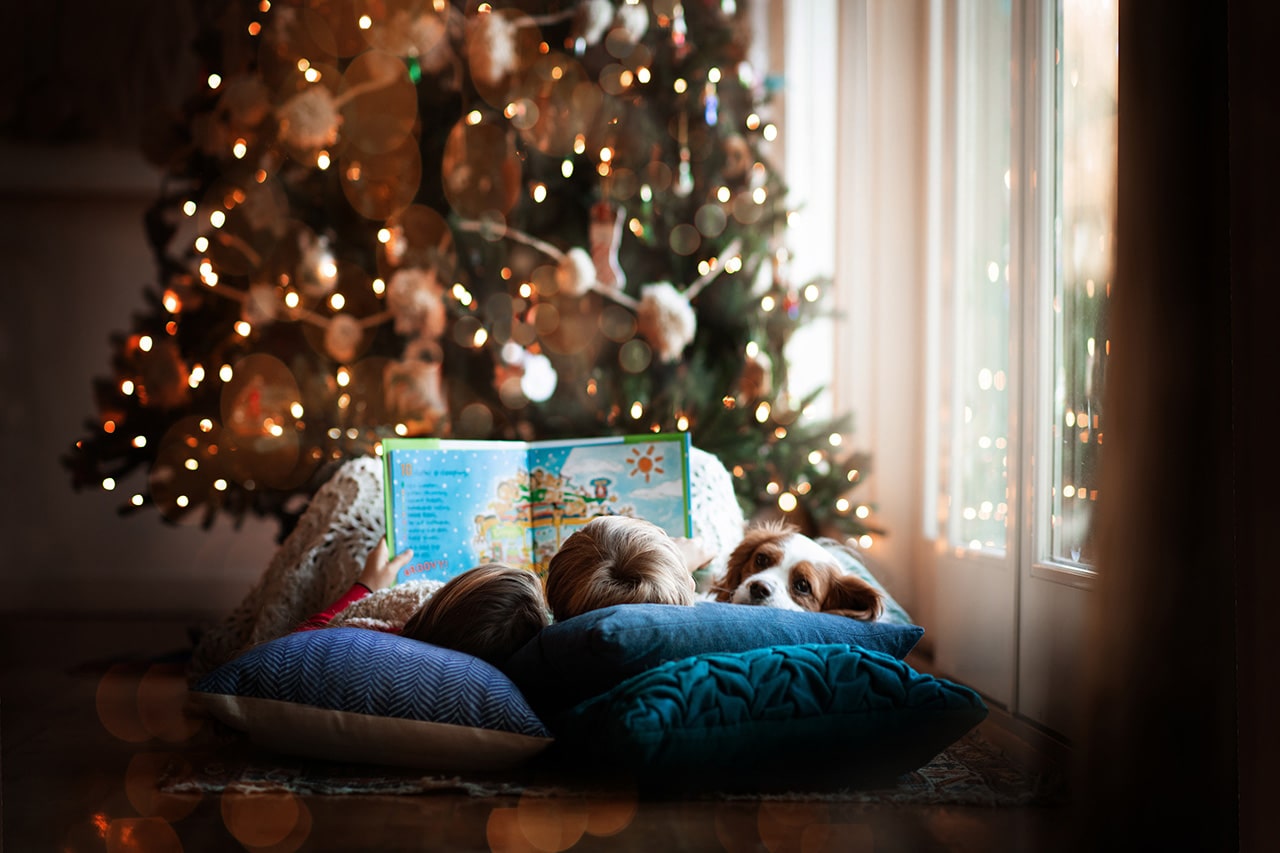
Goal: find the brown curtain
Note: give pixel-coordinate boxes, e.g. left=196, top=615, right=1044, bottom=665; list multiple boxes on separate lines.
left=1075, top=1, right=1277, bottom=849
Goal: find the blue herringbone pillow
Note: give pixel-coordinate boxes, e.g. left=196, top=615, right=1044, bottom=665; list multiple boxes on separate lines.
left=193, top=628, right=552, bottom=770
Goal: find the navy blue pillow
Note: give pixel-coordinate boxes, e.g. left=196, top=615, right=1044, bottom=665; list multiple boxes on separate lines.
left=553, top=643, right=987, bottom=792
left=502, top=601, right=924, bottom=719
left=193, top=628, right=552, bottom=770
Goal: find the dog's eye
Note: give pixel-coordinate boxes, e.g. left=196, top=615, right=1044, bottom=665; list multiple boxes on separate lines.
left=792, top=578, right=811, bottom=596
left=754, top=552, right=771, bottom=569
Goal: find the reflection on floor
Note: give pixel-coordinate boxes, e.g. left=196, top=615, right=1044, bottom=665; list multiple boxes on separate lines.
left=0, top=616, right=1080, bottom=852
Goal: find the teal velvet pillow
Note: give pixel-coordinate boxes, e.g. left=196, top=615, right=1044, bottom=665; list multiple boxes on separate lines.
left=552, top=643, right=987, bottom=792
left=502, top=602, right=925, bottom=720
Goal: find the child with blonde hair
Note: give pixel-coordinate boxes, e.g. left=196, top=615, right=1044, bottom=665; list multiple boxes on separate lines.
left=544, top=515, right=705, bottom=622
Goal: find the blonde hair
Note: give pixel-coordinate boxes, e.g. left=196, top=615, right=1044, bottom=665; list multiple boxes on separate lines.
left=544, top=515, right=695, bottom=621
left=401, top=563, right=549, bottom=665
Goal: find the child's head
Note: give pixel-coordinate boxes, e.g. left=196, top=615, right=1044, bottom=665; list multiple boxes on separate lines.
left=401, top=563, right=549, bottom=665
left=544, top=515, right=695, bottom=622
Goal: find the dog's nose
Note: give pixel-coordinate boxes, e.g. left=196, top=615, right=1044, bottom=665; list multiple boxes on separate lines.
left=747, top=580, right=772, bottom=602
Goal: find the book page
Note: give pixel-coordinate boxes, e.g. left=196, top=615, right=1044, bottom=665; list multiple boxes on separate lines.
left=523, top=434, right=692, bottom=569
left=382, top=439, right=530, bottom=583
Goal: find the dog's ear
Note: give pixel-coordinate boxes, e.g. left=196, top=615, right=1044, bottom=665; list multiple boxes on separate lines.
left=821, top=574, right=883, bottom=621
left=715, top=536, right=755, bottom=601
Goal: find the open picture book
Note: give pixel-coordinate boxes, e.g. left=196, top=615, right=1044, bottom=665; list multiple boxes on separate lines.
left=381, top=433, right=693, bottom=583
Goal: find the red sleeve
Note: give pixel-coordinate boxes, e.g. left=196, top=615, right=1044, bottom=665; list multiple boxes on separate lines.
left=294, top=583, right=372, bottom=632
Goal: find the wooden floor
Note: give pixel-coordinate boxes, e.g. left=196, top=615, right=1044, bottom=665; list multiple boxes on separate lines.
left=1, top=615, right=1082, bottom=852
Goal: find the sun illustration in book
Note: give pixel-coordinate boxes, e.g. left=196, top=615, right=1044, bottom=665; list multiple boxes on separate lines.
left=627, top=445, right=666, bottom=483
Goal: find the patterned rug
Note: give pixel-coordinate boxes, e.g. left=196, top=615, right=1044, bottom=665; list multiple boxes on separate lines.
left=157, top=728, right=1064, bottom=807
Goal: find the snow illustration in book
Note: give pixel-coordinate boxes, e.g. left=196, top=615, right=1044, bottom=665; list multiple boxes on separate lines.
left=383, top=434, right=692, bottom=581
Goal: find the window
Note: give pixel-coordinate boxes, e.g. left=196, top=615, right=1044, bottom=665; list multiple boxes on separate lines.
left=1046, top=0, right=1116, bottom=567
left=932, top=0, right=1116, bottom=572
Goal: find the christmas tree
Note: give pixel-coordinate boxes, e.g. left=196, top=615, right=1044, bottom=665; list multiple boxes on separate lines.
left=63, top=0, right=877, bottom=544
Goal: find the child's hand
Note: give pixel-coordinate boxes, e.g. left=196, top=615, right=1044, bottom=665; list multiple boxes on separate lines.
left=357, top=540, right=414, bottom=592
left=671, top=536, right=715, bottom=571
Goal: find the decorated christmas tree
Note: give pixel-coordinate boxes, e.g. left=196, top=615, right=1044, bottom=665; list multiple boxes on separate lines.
left=64, top=0, right=877, bottom=544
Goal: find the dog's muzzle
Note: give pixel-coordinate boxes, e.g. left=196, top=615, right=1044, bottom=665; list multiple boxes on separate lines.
left=746, top=580, right=773, bottom=604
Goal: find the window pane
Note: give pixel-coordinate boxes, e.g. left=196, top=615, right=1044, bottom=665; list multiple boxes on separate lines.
left=948, top=1, right=1013, bottom=553
left=1049, top=0, right=1116, bottom=565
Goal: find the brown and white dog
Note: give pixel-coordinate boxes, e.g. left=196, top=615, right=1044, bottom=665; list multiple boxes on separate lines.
left=711, top=522, right=884, bottom=621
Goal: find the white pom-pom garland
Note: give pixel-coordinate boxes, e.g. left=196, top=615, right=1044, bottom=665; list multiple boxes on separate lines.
left=577, top=0, right=614, bottom=46
left=557, top=247, right=599, bottom=296
left=469, top=11, right=518, bottom=87
left=324, top=314, right=364, bottom=363
left=614, top=2, right=650, bottom=44
left=276, top=87, right=342, bottom=151
left=386, top=268, right=446, bottom=339
left=637, top=281, right=697, bottom=363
